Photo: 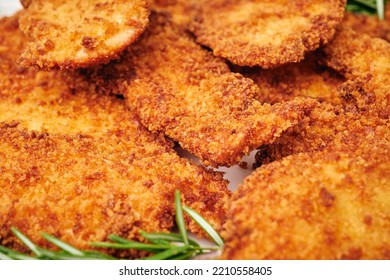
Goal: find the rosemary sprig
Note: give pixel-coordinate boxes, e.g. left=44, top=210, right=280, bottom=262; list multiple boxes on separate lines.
left=0, top=228, right=116, bottom=260
left=183, top=206, right=224, bottom=247
left=346, top=0, right=387, bottom=20
left=0, top=190, right=224, bottom=260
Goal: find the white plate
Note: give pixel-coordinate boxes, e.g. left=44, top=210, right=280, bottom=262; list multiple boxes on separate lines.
left=0, top=1, right=22, bottom=16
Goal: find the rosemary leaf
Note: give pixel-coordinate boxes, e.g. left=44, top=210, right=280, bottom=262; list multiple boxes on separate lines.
left=140, top=246, right=188, bottom=260
left=0, top=251, right=13, bottom=260
left=0, top=245, right=38, bottom=260
left=81, top=251, right=117, bottom=260
left=353, top=0, right=377, bottom=9
left=108, top=234, right=138, bottom=244
left=44, top=252, right=115, bottom=260
left=183, top=206, right=224, bottom=247
left=346, top=0, right=387, bottom=19
left=41, top=232, right=84, bottom=256
left=90, top=241, right=172, bottom=252
left=11, top=227, right=43, bottom=257
left=0, top=252, right=37, bottom=260
left=108, top=233, right=171, bottom=249
left=174, top=190, right=189, bottom=246
left=139, top=231, right=201, bottom=247
left=168, top=251, right=196, bottom=260
left=377, top=0, right=385, bottom=20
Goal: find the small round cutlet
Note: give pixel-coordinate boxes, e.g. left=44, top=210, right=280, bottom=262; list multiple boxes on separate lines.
left=18, top=0, right=149, bottom=69
left=221, top=139, right=390, bottom=260
left=190, top=0, right=346, bottom=68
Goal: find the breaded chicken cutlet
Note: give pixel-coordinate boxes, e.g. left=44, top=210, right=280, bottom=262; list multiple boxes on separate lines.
left=0, top=14, right=137, bottom=135
left=0, top=124, right=229, bottom=258
left=17, top=0, right=149, bottom=69
left=0, top=14, right=230, bottom=258
left=238, top=54, right=346, bottom=105
left=321, top=27, right=390, bottom=119
left=85, top=13, right=317, bottom=167
left=189, top=0, right=346, bottom=68
left=222, top=137, right=390, bottom=260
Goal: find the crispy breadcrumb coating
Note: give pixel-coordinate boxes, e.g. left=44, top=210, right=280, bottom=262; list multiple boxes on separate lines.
left=0, top=14, right=230, bottom=257
left=86, top=13, right=317, bottom=167
left=0, top=14, right=134, bottom=135
left=321, top=27, right=390, bottom=119
left=222, top=137, right=390, bottom=259
left=189, top=0, right=346, bottom=68
left=150, top=0, right=195, bottom=26
left=238, top=54, right=345, bottom=105
left=255, top=103, right=389, bottom=166
left=18, top=0, right=150, bottom=69
left=0, top=124, right=229, bottom=258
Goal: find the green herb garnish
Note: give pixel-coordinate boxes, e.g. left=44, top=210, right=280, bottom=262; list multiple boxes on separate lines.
left=346, top=0, right=387, bottom=20
left=0, top=190, right=223, bottom=260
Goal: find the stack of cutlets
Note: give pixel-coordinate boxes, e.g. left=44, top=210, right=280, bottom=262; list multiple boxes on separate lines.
left=1, top=0, right=389, bottom=259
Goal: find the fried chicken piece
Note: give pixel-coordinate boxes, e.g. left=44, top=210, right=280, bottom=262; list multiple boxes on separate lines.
left=150, top=0, right=195, bottom=26
left=86, top=13, right=317, bottom=167
left=321, top=27, right=390, bottom=119
left=255, top=103, right=389, bottom=166
left=189, top=0, right=346, bottom=68
left=18, top=0, right=149, bottom=69
left=0, top=14, right=131, bottom=135
left=343, top=3, right=390, bottom=42
left=0, top=124, right=229, bottom=258
left=238, top=54, right=345, bottom=105
left=0, top=14, right=230, bottom=257
left=222, top=137, right=390, bottom=259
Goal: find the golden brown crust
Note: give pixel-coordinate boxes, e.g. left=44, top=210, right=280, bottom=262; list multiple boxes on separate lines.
left=190, top=0, right=346, bottom=68
left=0, top=14, right=136, bottom=135
left=255, top=103, right=390, bottom=166
left=18, top=0, right=150, bottom=70
left=222, top=137, right=390, bottom=260
left=86, top=13, right=317, bottom=167
left=321, top=27, right=390, bottom=119
left=238, top=53, right=345, bottom=104
left=150, top=0, right=196, bottom=26
left=20, top=0, right=32, bottom=9
left=0, top=124, right=229, bottom=257
left=0, top=14, right=230, bottom=257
